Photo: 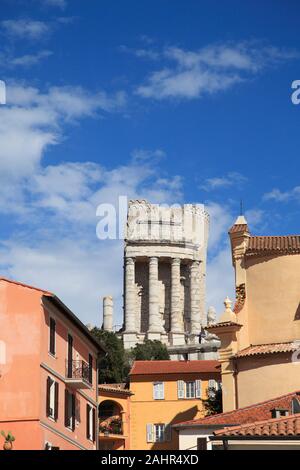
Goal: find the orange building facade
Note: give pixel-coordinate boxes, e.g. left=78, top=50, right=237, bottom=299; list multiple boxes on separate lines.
left=129, top=360, right=221, bottom=450
left=0, top=277, right=104, bottom=450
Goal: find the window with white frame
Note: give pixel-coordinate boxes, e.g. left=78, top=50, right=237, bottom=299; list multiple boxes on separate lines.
left=185, top=381, right=196, bottom=399
left=146, top=423, right=171, bottom=443
left=154, top=424, right=165, bottom=442
left=46, top=376, right=58, bottom=420
left=177, top=380, right=202, bottom=399
left=153, top=382, right=164, bottom=400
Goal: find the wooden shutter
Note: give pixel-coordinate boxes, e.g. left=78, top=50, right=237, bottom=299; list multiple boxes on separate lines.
left=54, top=382, right=59, bottom=421
left=46, top=377, right=51, bottom=417
left=49, top=318, right=56, bottom=355
left=67, top=334, right=73, bottom=378
left=92, top=407, right=96, bottom=442
left=64, top=389, right=69, bottom=427
left=71, top=394, right=76, bottom=431
left=195, top=380, right=202, bottom=398
left=177, top=380, right=185, bottom=399
left=164, top=424, right=171, bottom=442
left=88, top=354, right=93, bottom=384
left=146, top=424, right=154, bottom=443
left=86, top=404, right=91, bottom=439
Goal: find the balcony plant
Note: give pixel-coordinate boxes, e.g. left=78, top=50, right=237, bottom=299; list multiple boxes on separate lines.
left=1, top=431, right=15, bottom=450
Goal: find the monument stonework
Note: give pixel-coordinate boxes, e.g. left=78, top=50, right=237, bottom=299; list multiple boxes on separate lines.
left=120, top=200, right=218, bottom=359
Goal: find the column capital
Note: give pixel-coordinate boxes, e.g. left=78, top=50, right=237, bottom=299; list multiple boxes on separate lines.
left=171, top=257, right=181, bottom=265
left=125, top=257, right=135, bottom=265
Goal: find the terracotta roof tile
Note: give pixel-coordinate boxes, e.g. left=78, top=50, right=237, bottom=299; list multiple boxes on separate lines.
left=175, top=390, right=300, bottom=427
left=235, top=342, right=299, bottom=358
left=206, top=321, right=242, bottom=330
left=129, top=360, right=220, bottom=376
left=214, top=413, right=300, bottom=437
left=246, top=235, right=300, bottom=256
left=228, top=224, right=249, bottom=234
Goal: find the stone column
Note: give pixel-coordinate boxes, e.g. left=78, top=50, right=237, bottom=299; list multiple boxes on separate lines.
left=125, top=257, right=136, bottom=332
left=190, top=260, right=201, bottom=335
left=171, top=258, right=182, bottom=333
left=148, top=257, right=161, bottom=333
left=103, top=296, right=113, bottom=332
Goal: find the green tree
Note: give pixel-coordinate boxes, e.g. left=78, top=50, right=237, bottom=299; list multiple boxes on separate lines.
left=131, top=339, right=170, bottom=361
left=91, top=328, right=130, bottom=384
left=203, top=388, right=223, bottom=416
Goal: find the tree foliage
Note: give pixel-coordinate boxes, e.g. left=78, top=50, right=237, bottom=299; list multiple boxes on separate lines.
left=131, top=339, right=170, bottom=361
left=91, top=328, right=130, bottom=384
left=203, top=388, right=223, bottom=416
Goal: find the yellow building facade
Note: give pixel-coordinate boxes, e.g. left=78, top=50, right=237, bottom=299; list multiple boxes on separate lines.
left=208, top=216, right=300, bottom=412
left=129, top=360, right=220, bottom=450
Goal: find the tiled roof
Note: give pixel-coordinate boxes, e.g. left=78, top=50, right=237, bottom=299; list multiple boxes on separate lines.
left=246, top=235, right=300, bottom=256
left=228, top=224, right=249, bottom=234
left=235, top=342, right=299, bottom=358
left=175, top=390, right=300, bottom=427
left=214, top=414, right=300, bottom=437
left=129, top=360, right=220, bottom=376
left=206, top=321, right=242, bottom=330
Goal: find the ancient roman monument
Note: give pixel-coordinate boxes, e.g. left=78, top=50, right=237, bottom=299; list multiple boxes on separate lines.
left=119, top=199, right=219, bottom=359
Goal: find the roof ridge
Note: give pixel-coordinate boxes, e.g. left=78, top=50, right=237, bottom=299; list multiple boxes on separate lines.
left=184, top=390, right=300, bottom=424
left=214, top=412, right=300, bottom=436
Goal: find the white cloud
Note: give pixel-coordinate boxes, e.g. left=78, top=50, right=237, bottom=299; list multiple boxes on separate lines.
left=200, top=172, right=247, bottom=191
left=8, top=50, right=53, bottom=67
left=1, top=19, right=50, bottom=40
left=0, top=82, right=126, bottom=185
left=264, top=187, right=300, bottom=203
left=136, top=42, right=298, bottom=100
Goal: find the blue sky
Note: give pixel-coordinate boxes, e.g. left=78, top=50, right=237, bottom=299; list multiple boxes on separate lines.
left=0, top=0, right=299, bottom=326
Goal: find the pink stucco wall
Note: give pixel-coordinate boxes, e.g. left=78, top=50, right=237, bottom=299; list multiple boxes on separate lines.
left=0, top=278, right=99, bottom=450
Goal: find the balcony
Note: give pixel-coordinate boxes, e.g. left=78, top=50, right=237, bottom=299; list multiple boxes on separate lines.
left=65, top=360, right=92, bottom=389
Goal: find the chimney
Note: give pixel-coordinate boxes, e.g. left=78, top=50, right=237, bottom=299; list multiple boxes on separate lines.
left=103, top=296, right=113, bottom=332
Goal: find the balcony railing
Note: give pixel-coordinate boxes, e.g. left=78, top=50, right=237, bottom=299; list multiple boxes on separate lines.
left=65, top=360, right=91, bottom=389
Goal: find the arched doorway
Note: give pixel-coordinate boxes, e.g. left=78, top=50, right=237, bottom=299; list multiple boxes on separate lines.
left=99, top=400, right=125, bottom=450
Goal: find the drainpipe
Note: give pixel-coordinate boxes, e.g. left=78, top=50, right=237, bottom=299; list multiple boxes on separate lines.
left=233, top=357, right=239, bottom=410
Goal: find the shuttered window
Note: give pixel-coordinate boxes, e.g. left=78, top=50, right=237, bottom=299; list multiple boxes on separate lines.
left=195, top=380, right=202, bottom=398
left=146, top=423, right=154, bottom=443
left=46, top=377, right=59, bottom=421
left=153, top=382, right=164, bottom=400
left=177, top=380, right=185, bottom=399
left=65, top=390, right=75, bottom=430
left=86, top=404, right=95, bottom=441
left=49, top=318, right=56, bottom=355
left=88, top=354, right=93, bottom=385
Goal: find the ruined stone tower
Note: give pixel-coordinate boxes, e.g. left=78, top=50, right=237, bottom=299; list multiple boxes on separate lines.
left=121, top=200, right=217, bottom=359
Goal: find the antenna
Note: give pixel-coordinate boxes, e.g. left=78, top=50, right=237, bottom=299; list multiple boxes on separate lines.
left=240, top=199, right=244, bottom=216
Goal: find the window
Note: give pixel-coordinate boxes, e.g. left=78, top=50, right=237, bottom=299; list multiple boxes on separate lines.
left=49, top=318, right=56, bottom=356
left=46, top=377, right=59, bottom=420
left=65, top=390, right=75, bottom=430
left=146, top=424, right=171, bottom=443
left=88, top=354, right=93, bottom=385
left=154, top=424, right=165, bottom=442
left=185, top=381, right=195, bottom=399
left=67, top=334, right=73, bottom=378
left=177, top=380, right=201, bottom=399
left=153, top=382, right=164, bottom=400
left=86, top=404, right=95, bottom=442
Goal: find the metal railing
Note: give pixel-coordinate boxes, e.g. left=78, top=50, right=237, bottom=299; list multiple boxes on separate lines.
left=65, top=359, right=90, bottom=384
